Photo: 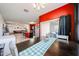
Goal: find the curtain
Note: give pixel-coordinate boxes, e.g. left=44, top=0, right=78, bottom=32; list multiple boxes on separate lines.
left=58, top=15, right=71, bottom=35
left=58, top=16, right=66, bottom=35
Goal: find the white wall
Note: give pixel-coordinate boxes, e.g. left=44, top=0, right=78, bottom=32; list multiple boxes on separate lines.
left=0, top=14, right=4, bottom=28
left=0, top=14, right=5, bottom=36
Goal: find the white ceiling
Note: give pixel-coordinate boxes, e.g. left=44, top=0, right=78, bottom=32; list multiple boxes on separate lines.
left=0, top=3, right=67, bottom=24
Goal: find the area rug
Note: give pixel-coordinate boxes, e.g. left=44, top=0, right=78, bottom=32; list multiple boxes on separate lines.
left=19, top=37, right=57, bottom=56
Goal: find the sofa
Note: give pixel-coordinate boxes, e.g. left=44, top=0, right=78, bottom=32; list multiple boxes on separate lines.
left=0, top=14, right=18, bottom=56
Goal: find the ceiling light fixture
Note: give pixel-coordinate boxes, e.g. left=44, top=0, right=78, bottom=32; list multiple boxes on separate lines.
left=32, top=3, right=46, bottom=10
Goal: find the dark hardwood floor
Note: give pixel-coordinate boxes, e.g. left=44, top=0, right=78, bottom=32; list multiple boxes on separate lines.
left=44, top=40, right=79, bottom=56
left=16, top=37, right=40, bottom=52
left=16, top=38, right=79, bottom=56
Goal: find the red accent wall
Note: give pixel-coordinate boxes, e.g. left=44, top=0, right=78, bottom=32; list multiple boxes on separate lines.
left=25, top=32, right=30, bottom=38
left=25, top=24, right=35, bottom=38
left=39, top=4, right=75, bottom=41
left=30, top=24, right=35, bottom=31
